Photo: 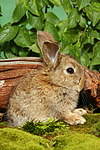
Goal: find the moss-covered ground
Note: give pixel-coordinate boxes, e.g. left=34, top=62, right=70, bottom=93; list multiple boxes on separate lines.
left=0, top=114, right=100, bottom=150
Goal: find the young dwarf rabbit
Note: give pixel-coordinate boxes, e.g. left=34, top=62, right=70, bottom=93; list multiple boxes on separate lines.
left=7, top=31, right=87, bottom=127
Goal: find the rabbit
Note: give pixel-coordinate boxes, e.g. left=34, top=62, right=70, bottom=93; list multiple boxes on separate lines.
left=7, top=31, right=87, bottom=127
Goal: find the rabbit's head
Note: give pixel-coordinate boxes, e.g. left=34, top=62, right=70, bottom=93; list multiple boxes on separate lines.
left=37, top=31, right=85, bottom=92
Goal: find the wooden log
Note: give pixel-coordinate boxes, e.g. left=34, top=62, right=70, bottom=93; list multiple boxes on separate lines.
left=83, top=66, right=100, bottom=107
left=0, top=57, right=43, bottom=112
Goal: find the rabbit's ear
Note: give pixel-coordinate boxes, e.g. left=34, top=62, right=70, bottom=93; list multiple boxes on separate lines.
left=42, top=41, right=61, bottom=69
left=37, top=31, right=55, bottom=50
left=37, top=31, right=61, bottom=69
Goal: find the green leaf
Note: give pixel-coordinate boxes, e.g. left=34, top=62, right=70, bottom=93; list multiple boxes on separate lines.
left=19, top=49, right=29, bottom=57
left=79, top=14, right=87, bottom=28
left=28, top=11, right=44, bottom=30
left=57, top=20, right=68, bottom=38
left=27, top=0, right=42, bottom=16
left=91, top=0, right=100, bottom=2
left=95, top=21, right=100, bottom=30
left=62, top=42, right=81, bottom=60
left=44, top=12, right=60, bottom=25
left=61, top=44, right=75, bottom=56
left=76, top=0, right=91, bottom=11
left=0, top=6, right=2, bottom=16
left=5, top=50, right=17, bottom=58
left=93, top=30, right=100, bottom=40
left=29, top=29, right=37, bottom=44
left=80, top=51, right=90, bottom=67
left=0, top=6, right=1, bottom=13
left=44, top=21, right=60, bottom=42
left=12, top=1, right=27, bottom=24
left=30, top=34, right=37, bottom=44
left=0, top=51, right=6, bottom=59
left=0, top=23, right=19, bottom=43
left=10, top=41, right=19, bottom=55
left=63, top=42, right=81, bottom=63
left=91, top=41, right=100, bottom=65
left=61, top=29, right=79, bottom=47
left=63, top=0, right=73, bottom=13
left=29, top=43, right=40, bottom=53
left=14, top=26, right=31, bottom=47
left=17, top=15, right=28, bottom=26
left=15, top=0, right=21, bottom=6
left=81, top=28, right=100, bottom=46
left=84, top=2, right=100, bottom=26
left=67, top=8, right=80, bottom=29
left=42, top=0, right=54, bottom=8
left=49, top=0, right=62, bottom=7
left=0, top=41, right=10, bottom=52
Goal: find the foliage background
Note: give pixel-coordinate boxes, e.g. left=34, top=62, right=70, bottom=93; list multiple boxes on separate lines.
left=0, top=0, right=100, bottom=71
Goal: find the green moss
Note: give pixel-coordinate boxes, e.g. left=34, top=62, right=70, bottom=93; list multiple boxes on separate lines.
left=69, top=114, right=100, bottom=137
left=0, top=114, right=100, bottom=149
left=0, top=121, right=8, bottom=128
left=84, top=114, right=100, bottom=127
left=0, top=127, right=100, bottom=150
left=95, top=121, right=100, bottom=135
left=53, top=131, right=100, bottom=150
left=0, top=128, right=52, bottom=150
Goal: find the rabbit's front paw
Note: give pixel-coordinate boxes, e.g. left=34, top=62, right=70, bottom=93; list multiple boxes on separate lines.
left=67, top=114, right=86, bottom=125
left=72, top=108, right=87, bottom=116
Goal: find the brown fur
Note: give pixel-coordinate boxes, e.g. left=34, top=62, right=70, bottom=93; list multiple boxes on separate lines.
left=7, top=31, right=87, bottom=127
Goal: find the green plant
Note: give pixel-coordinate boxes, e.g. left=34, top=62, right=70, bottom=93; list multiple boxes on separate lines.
left=0, top=0, right=100, bottom=71
left=21, top=118, right=67, bottom=136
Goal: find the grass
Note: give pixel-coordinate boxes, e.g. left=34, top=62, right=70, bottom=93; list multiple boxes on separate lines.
left=0, top=114, right=100, bottom=150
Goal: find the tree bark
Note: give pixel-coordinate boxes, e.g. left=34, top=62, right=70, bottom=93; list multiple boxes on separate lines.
left=83, top=66, right=100, bottom=107
left=0, top=57, right=43, bottom=112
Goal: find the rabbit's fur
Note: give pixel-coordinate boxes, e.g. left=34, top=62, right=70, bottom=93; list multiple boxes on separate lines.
left=7, top=31, right=87, bottom=127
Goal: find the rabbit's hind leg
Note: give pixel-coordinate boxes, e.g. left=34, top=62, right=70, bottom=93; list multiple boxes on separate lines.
left=72, top=108, right=87, bottom=116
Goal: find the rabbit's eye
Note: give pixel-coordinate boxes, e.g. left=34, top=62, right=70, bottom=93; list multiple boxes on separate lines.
left=66, top=67, right=74, bottom=74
